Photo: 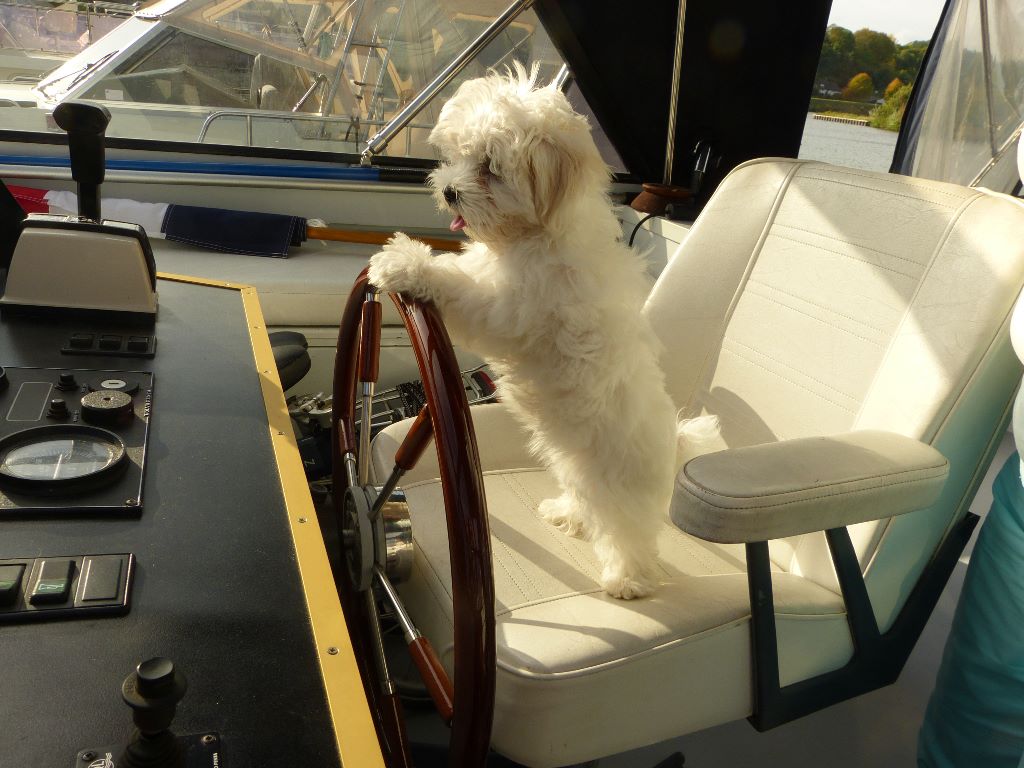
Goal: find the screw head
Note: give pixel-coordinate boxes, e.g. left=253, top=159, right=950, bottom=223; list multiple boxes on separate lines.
left=327, top=647, right=339, bottom=655
left=298, top=517, right=307, bottom=524
left=124, top=498, right=139, bottom=507
left=201, top=734, right=216, bottom=745
left=80, top=751, right=96, bottom=761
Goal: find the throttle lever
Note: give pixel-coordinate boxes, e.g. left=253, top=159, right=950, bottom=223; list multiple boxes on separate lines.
left=52, top=100, right=111, bottom=222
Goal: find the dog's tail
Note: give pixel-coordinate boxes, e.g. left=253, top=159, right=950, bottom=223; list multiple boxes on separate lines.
left=675, top=412, right=720, bottom=468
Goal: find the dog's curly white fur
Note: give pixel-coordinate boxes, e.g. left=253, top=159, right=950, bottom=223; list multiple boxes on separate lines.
left=369, top=68, right=682, bottom=599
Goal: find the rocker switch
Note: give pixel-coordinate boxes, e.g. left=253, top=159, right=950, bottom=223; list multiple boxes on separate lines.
left=79, top=556, right=122, bottom=602
left=0, top=564, right=24, bottom=606
left=29, top=559, right=74, bottom=604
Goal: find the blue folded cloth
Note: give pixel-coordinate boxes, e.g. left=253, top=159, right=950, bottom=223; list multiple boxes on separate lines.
left=162, top=204, right=306, bottom=257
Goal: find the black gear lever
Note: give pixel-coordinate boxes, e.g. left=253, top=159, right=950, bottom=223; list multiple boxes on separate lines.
left=52, top=100, right=111, bottom=222
left=119, top=657, right=188, bottom=768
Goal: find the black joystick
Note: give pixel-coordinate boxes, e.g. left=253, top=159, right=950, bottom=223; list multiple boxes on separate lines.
left=52, top=101, right=111, bottom=223
left=119, top=657, right=188, bottom=768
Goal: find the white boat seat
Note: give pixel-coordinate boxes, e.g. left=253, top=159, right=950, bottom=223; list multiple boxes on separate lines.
left=371, top=159, right=1024, bottom=767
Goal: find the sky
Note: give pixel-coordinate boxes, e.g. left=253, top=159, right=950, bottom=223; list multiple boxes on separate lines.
left=826, top=0, right=947, bottom=43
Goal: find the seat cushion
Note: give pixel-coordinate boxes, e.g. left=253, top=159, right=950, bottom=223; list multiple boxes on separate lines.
left=387, top=461, right=852, bottom=767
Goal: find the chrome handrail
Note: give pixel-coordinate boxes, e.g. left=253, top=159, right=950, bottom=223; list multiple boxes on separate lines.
left=360, top=0, right=534, bottom=162
left=195, top=108, right=434, bottom=146
left=663, top=0, right=687, bottom=185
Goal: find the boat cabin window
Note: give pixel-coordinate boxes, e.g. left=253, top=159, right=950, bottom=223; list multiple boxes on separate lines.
left=797, top=4, right=944, bottom=173
left=80, top=30, right=257, bottom=110
left=0, top=0, right=621, bottom=165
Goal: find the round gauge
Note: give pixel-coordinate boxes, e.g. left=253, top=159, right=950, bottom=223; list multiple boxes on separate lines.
left=0, top=425, right=128, bottom=494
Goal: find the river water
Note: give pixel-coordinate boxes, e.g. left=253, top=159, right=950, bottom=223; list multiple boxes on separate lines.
left=797, top=114, right=899, bottom=172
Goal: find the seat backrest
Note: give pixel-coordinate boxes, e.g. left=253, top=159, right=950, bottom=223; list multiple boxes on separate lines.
left=645, top=158, right=1024, bottom=629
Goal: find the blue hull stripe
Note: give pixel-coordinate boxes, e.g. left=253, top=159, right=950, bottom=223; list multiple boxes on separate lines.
left=0, top=155, right=381, bottom=181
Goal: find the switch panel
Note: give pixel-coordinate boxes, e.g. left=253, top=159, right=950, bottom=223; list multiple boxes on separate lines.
left=0, top=554, right=133, bottom=623
left=61, top=332, right=155, bottom=358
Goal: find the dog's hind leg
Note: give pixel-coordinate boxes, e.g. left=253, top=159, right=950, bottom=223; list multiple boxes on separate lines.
left=582, top=479, right=664, bottom=599
left=538, top=491, right=589, bottom=538
left=592, top=524, right=657, bottom=600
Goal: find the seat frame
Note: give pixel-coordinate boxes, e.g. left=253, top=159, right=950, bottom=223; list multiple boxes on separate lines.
left=745, top=514, right=977, bottom=730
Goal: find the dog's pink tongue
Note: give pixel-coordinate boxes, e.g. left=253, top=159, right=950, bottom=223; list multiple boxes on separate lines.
left=450, top=215, right=466, bottom=232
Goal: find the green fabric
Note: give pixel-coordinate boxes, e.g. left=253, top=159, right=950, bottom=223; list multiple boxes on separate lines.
left=918, top=453, right=1024, bottom=767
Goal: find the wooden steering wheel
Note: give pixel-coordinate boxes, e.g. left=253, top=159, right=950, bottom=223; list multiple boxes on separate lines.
left=331, top=267, right=496, bottom=768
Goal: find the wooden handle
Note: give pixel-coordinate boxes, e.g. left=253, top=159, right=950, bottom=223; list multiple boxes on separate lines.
left=379, top=689, right=414, bottom=766
left=306, top=225, right=461, bottom=253
left=358, top=300, right=382, bottom=383
left=337, top=420, right=356, bottom=456
left=409, top=635, right=454, bottom=725
left=395, top=407, right=433, bottom=471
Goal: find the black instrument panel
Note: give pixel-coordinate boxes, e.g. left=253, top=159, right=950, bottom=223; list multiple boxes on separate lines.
left=0, top=279, right=340, bottom=766
left=0, top=366, right=151, bottom=515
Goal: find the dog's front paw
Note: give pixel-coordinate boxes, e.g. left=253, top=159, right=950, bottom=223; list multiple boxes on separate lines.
left=367, top=233, right=434, bottom=297
left=539, top=495, right=589, bottom=538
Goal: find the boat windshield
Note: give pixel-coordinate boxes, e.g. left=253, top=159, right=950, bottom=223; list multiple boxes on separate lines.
left=8, top=0, right=594, bottom=162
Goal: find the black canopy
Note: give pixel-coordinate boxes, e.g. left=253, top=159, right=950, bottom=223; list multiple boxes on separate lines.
left=535, top=0, right=833, bottom=203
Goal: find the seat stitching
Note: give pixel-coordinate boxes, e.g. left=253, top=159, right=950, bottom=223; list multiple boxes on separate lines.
left=683, top=161, right=804, bottom=413
left=747, top=277, right=891, bottom=335
left=773, top=222, right=929, bottom=266
left=490, top=488, right=545, bottom=601
left=494, top=609, right=847, bottom=680
left=720, top=347, right=858, bottom=412
left=724, top=337, right=862, bottom=402
left=680, top=469, right=946, bottom=509
left=798, top=167, right=970, bottom=199
left=493, top=539, right=533, bottom=604
left=743, top=286, right=884, bottom=347
left=502, top=474, right=595, bottom=574
left=767, top=232, right=920, bottom=280
left=851, top=191, right=984, bottom=431
left=796, top=173, right=964, bottom=204
left=415, top=554, right=454, bottom=624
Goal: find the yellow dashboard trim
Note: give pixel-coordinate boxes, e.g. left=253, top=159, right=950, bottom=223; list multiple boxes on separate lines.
left=157, top=272, right=386, bottom=768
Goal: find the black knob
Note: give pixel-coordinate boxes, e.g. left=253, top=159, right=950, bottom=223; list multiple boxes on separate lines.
left=52, top=101, right=111, bottom=222
left=137, top=657, right=178, bottom=697
left=120, top=657, right=187, bottom=768
left=56, top=372, right=78, bottom=391
left=81, top=389, right=133, bottom=426
left=46, top=398, right=69, bottom=419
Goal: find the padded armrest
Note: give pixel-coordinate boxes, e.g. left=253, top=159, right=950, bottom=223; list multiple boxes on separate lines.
left=671, top=430, right=949, bottom=544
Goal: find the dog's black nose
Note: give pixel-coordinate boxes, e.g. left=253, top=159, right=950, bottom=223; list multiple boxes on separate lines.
left=442, top=186, right=458, bottom=205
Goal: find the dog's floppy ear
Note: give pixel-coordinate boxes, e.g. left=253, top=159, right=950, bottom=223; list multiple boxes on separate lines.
left=527, top=133, right=579, bottom=227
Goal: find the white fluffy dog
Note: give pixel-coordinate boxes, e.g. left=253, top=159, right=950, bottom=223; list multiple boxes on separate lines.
left=368, top=68, right=682, bottom=599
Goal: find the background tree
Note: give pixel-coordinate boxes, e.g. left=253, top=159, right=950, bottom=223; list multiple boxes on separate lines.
left=870, top=83, right=913, bottom=131
left=884, top=77, right=904, bottom=98
left=852, top=28, right=897, bottom=87
left=817, top=25, right=856, bottom=88
left=895, top=41, right=929, bottom=83
left=842, top=72, right=875, bottom=101
left=812, top=26, right=928, bottom=104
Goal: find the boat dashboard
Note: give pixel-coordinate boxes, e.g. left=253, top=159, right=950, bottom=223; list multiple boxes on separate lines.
left=0, top=274, right=383, bottom=766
